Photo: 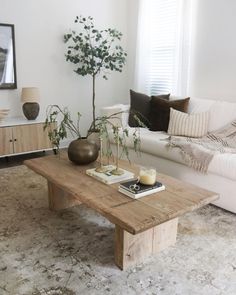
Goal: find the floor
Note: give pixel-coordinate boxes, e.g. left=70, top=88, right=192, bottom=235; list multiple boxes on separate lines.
left=0, top=159, right=236, bottom=294
left=0, top=151, right=54, bottom=169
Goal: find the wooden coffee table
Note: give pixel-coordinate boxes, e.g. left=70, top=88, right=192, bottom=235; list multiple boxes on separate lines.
left=24, top=153, right=219, bottom=270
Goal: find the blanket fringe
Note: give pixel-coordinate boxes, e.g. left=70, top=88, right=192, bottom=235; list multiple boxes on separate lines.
left=180, top=149, right=208, bottom=174
left=166, top=141, right=211, bottom=174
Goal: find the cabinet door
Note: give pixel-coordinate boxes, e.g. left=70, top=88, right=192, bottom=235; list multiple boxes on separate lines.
left=0, top=127, right=14, bottom=155
left=13, top=123, right=53, bottom=154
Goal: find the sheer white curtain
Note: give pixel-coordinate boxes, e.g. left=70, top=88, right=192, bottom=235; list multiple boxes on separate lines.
left=134, top=0, right=193, bottom=96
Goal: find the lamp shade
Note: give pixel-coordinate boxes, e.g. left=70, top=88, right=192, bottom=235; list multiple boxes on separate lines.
left=21, top=87, right=40, bottom=103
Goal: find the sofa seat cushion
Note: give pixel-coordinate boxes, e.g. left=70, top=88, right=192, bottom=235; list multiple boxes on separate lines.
left=130, top=129, right=184, bottom=163
left=110, top=127, right=236, bottom=181
left=209, top=152, right=236, bottom=181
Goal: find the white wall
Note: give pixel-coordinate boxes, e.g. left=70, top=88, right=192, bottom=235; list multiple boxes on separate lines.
left=127, top=0, right=139, bottom=91
left=188, top=0, right=236, bottom=101
left=3, top=0, right=235, bottom=133
left=0, top=0, right=128, bottom=135
left=127, top=0, right=236, bottom=102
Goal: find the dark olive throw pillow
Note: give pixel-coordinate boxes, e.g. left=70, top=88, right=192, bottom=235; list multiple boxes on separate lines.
left=149, top=96, right=190, bottom=131
left=128, top=90, right=170, bottom=127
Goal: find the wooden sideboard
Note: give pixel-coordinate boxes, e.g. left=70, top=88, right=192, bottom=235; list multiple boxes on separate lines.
left=0, top=117, right=54, bottom=157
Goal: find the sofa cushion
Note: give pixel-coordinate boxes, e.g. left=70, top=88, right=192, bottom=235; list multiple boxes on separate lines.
left=100, top=104, right=130, bottom=128
left=108, top=125, right=236, bottom=181
left=128, top=90, right=170, bottom=128
left=168, top=108, right=209, bottom=138
left=128, top=90, right=150, bottom=127
left=114, top=128, right=184, bottom=164
left=189, top=98, right=236, bottom=132
left=208, top=101, right=236, bottom=132
left=118, top=128, right=236, bottom=181
left=149, top=96, right=190, bottom=131
left=188, top=97, right=215, bottom=114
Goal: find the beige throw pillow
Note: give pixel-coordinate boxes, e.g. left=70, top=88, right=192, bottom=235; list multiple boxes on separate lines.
left=168, top=108, right=209, bottom=138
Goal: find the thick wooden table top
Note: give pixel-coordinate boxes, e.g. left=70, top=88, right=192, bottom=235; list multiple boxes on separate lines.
left=24, top=153, right=219, bottom=234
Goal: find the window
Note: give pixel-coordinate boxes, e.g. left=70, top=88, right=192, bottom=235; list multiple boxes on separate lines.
left=135, top=0, right=193, bottom=96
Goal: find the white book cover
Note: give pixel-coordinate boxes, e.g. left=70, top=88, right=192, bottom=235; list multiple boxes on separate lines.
left=86, top=165, right=135, bottom=185
left=118, top=185, right=165, bottom=199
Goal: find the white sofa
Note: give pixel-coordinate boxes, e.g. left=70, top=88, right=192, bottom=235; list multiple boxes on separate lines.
left=101, top=97, right=236, bottom=214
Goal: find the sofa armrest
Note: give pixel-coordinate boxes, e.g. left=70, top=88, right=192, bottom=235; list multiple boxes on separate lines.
left=100, top=104, right=130, bottom=128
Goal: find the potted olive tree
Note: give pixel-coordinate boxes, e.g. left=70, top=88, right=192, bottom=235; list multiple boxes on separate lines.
left=64, top=16, right=127, bottom=130
left=44, top=105, right=142, bottom=165
left=45, top=17, right=130, bottom=164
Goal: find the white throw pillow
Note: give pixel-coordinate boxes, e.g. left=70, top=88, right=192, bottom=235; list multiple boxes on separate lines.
left=100, top=104, right=130, bottom=128
left=208, top=101, right=236, bottom=132
left=188, top=97, right=215, bottom=114
left=168, top=108, right=209, bottom=138
left=188, top=98, right=236, bottom=132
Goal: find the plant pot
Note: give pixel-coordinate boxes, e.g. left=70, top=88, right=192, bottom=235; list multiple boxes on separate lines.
left=68, top=137, right=99, bottom=165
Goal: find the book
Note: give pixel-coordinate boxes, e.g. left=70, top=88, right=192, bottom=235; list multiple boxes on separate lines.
left=86, top=165, right=134, bottom=185
left=118, top=179, right=165, bottom=199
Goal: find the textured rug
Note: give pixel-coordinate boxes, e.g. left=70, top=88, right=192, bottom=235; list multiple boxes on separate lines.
left=0, top=166, right=236, bottom=295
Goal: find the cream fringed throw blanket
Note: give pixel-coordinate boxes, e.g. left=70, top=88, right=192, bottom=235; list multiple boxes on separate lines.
left=165, top=120, right=236, bottom=173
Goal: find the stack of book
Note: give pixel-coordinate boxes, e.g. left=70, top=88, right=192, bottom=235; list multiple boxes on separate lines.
left=86, top=165, right=134, bottom=185
left=118, top=179, right=165, bottom=199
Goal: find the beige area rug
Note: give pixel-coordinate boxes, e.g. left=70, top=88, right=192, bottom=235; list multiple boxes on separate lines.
left=0, top=165, right=236, bottom=295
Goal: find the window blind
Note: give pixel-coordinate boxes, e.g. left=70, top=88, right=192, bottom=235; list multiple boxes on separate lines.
left=147, top=0, right=178, bottom=94
left=135, top=0, right=192, bottom=96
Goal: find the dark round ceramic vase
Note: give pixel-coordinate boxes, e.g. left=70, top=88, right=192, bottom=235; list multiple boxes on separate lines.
left=68, top=138, right=99, bottom=165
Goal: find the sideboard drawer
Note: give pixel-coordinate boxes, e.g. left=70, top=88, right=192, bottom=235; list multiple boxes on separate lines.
left=0, top=127, right=14, bottom=155
left=13, top=123, right=52, bottom=154
left=0, top=121, right=54, bottom=157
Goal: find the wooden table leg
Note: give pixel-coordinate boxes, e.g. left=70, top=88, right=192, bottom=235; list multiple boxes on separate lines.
left=114, top=218, right=178, bottom=270
left=47, top=181, right=81, bottom=211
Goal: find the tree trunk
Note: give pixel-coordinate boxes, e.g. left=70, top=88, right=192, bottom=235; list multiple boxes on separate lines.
left=92, top=75, right=96, bottom=129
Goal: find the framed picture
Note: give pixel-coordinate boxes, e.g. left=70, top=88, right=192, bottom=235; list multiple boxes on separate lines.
left=0, top=23, right=17, bottom=89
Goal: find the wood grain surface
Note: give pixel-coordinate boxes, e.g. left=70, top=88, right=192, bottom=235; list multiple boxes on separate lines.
left=0, top=126, right=13, bottom=155
left=115, top=218, right=178, bottom=269
left=24, top=152, right=219, bottom=235
left=13, top=123, right=53, bottom=154
left=0, top=122, right=54, bottom=156
left=48, top=181, right=82, bottom=211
